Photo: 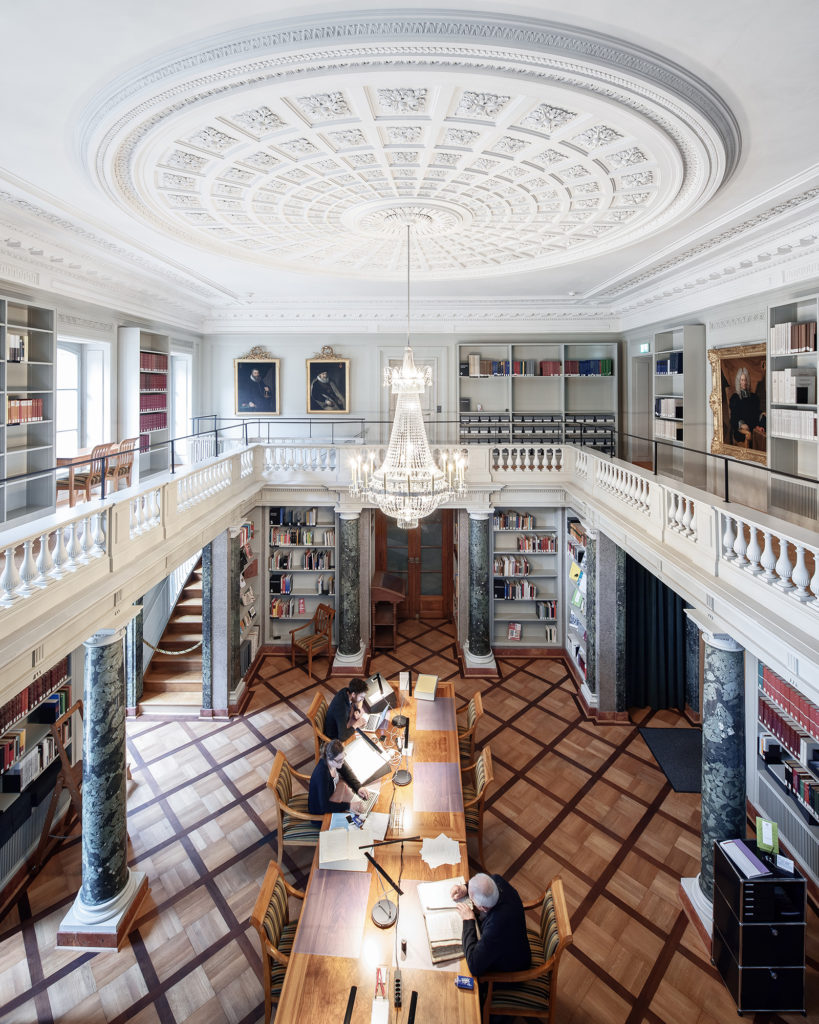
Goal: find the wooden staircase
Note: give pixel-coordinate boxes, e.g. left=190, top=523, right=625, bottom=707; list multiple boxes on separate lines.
left=140, top=564, right=203, bottom=715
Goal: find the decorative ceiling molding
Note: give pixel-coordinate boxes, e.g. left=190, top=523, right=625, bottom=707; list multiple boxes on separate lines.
left=80, top=12, right=739, bottom=281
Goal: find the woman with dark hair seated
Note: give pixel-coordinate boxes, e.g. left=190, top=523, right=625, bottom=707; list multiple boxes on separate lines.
left=325, top=677, right=369, bottom=741
left=308, top=739, right=369, bottom=815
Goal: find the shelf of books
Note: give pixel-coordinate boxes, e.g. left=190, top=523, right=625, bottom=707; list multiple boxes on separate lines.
left=754, top=662, right=819, bottom=886
left=117, top=327, right=170, bottom=477
left=768, top=297, right=818, bottom=487
left=458, top=340, right=617, bottom=449
left=491, top=508, right=559, bottom=651
left=266, top=505, right=337, bottom=645
left=652, top=325, right=705, bottom=484
left=565, top=515, right=588, bottom=682
left=1, top=297, right=56, bottom=525
left=0, top=656, right=75, bottom=894
left=238, top=517, right=260, bottom=678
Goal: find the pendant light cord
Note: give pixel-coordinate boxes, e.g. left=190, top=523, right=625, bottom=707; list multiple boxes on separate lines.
left=406, top=223, right=411, bottom=348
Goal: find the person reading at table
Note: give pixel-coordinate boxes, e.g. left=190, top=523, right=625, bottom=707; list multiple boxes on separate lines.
left=324, top=678, right=368, bottom=741
left=308, top=739, right=369, bottom=815
left=451, top=873, right=531, bottom=978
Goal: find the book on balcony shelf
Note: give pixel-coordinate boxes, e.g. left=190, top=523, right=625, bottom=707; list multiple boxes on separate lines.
left=507, top=622, right=521, bottom=641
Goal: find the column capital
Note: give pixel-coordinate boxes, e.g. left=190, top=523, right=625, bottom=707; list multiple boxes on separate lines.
left=467, top=509, right=491, bottom=520
left=336, top=509, right=362, bottom=521
left=702, top=630, right=743, bottom=653
left=84, top=626, right=127, bottom=649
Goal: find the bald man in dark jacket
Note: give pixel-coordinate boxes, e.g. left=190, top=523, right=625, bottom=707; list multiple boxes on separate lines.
left=452, top=873, right=531, bottom=978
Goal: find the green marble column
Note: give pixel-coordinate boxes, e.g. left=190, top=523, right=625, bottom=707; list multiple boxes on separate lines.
left=466, top=511, right=491, bottom=660
left=337, top=512, right=362, bottom=659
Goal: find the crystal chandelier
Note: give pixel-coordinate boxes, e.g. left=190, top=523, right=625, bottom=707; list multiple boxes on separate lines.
left=350, top=220, right=465, bottom=529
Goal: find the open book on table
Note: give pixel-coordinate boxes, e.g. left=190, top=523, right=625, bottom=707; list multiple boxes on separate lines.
left=415, top=875, right=473, bottom=964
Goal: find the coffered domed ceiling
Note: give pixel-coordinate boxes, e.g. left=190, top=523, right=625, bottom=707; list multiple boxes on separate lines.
left=82, top=12, right=739, bottom=281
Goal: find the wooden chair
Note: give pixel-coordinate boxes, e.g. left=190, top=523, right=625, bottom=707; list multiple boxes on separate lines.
left=56, top=442, right=117, bottom=507
left=479, top=876, right=573, bottom=1024
left=461, top=744, right=494, bottom=869
left=250, top=860, right=304, bottom=1024
left=456, top=690, right=484, bottom=766
left=306, top=691, right=332, bottom=764
left=289, top=603, right=335, bottom=680
left=267, top=750, right=323, bottom=865
left=108, top=436, right=139, bottom=491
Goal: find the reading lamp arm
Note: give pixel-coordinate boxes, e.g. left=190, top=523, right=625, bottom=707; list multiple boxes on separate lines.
left=364, top=852, right=404, bottom=896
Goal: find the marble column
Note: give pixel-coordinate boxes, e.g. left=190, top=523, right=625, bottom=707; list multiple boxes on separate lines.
left=698, top=631, right=746, bottom=902
left=584, top=532, right=598, bottom=699
left=124, top=598, right=143, bottom=712
left=463, top=511, right=496, bottom=674
left=592, top=532, right=627, bottom=714
left=685, top=615, right=701, bottom=717
left=334, top=511, right=365, bottom=671
left=201, top=541, right=213, bottom=713
left=204, top=531, right=236, bottom=715
left=58, top=626, right=147, bottom=948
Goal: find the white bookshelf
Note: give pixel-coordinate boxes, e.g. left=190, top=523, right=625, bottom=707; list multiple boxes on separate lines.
left=458, top=341, right=617, bottom=453
left=266, top=505, right=337, bottom=645
left=1, top=298, right=56, bottom=525
left=768, top=296, right=818, bottom=480
left=117, top=327, right=170, bottom=477
left=491, top=507, right=559, bottom=651
left=652, top=324, right=706, bottom=485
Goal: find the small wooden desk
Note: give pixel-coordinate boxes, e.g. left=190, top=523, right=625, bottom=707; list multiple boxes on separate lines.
left=276, top=681, right=480, bottom=1023
left=56, top=449, right=92, bottom=507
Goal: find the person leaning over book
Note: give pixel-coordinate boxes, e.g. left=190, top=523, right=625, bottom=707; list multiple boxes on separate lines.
left=324, top=677, right=368, bottom=741
left=308, top=739, right=369, bottom=815
left=451, top=873, right=531, bottom=979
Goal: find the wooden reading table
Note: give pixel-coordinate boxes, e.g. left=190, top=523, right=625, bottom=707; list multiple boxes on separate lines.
left=276, top=681, right=480, bottom=1023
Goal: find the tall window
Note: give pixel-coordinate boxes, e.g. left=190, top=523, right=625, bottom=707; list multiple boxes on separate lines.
left=56, top=339, right=110, bottom=455
left=172, top=352, right=192, bottom=463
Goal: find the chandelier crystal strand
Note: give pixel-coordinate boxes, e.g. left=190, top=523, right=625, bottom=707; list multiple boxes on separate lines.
left=350, top=220, right=465, bottom=528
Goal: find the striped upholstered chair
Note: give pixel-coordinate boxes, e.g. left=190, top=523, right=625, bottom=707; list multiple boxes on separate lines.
left=456, top=691, right=484, bottom=766
left=306, top=691, right=332, bottom=764
left=267, top=750, right=323, bottom=866
left=479, top=877, right=573, bottom=1023
left=461, top=744, right=493, bottom=869
left=250, top=860, right=304, bottom=1024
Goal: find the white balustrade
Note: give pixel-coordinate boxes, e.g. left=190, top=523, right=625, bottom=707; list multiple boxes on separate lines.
left=791, top=544, right=812, bottom=602
left=732, top=517, right=749, bottom=567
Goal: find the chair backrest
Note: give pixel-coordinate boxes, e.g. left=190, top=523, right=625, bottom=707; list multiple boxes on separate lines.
left=314, top=603, right=334, bottom=638
left=260, top=865, right=290, bottom=951
left=474, top=744, right=494, bottom=798
left=89, top=442, right=117, bottom=480
left=538, top=877, right=572, bottom=982
left=466, top=691, right=484, bottom=731
left=307, top=692, right=329, bottom=761
left=116, top=437, right=139, bottom=474
left=268, top=750, right=293, bottom=809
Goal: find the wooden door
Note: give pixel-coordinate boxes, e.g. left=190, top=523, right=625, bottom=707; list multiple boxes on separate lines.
left=375, top=509, right=452, bottom=619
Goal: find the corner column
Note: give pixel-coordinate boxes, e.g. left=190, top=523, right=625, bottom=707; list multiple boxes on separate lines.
left=463, top=510, right=496, bottom=675
left=590, top=531, right=627, bottom=718
left=333, top=511, right=365, bottom=673
left=680, top=628, right=745, bottom=943
left=58, top=626, right=148, bottom=949
left=124, top=598, right=143, bottom=714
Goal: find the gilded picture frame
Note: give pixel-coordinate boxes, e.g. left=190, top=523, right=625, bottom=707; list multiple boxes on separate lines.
left=234, top=357, right=280, bottom=416
left=306, top=357, right=350, bottom=414
left=707, top=343, right=767, bottom=465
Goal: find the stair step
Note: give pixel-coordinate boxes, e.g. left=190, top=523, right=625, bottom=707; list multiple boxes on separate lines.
left=166, top=617, right=203, bottom=633
left=139, top=690, right=202, bottom=716
left=144, top=671, right=203, bottom=690
left=146, top=656, right=202, bottom=672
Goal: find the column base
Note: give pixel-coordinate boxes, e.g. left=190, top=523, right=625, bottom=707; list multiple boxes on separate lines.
left=57, top=870, right=149, bottom=951
left=332, top=643, right=366, bottom=675
left=679, top=874, right=713, bottom=954
left=462, top=641, right=497, bottom=676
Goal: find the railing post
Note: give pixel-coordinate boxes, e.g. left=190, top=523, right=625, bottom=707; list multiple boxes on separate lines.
left=213, top=428, right=218, bottom=458
left=243, top=421, right=248, bottom=447
left=171, top=440, right=176, bottom=475
left=100, top=455, right=107, bottom=500
left=724, top=458, right=730, bottom=503
left=653, top=439, right=658, bottom=474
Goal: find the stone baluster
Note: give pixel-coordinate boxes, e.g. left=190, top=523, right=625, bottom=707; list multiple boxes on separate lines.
left=745, top=525, right=762, bottom=573
left=17, top=539, right=39, bottom=598
left=65, top=521, right=83, bottom=571
left=732, top=518, right=748, bottom=567
left=759, top=530, right=777, bottom=582
left=91, top=511, right=106, bottom=557
left=721, top=513, right=736, bottom=560
left=0, top=548, right=22, bottom=607
left=790, top=544, right=811, bottom=601
left=34, top=532, right=54, bottom=587
left=682, top=496, right=694, bottom=536
left=774, top=535, right=794, bottom=590
left=52, top=526, right=70, bottom=578
left=809, top=550, right=819, bottom=606
left=150, top=489, right=161, bottom=525
left=80, top=515, right=94, bottom=563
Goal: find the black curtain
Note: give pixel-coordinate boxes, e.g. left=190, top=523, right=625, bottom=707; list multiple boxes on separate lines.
left=625, top=555, right=686, bottom=708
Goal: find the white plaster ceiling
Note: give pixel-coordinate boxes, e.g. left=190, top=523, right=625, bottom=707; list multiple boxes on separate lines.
left=0, top=2, right=818, bottom=327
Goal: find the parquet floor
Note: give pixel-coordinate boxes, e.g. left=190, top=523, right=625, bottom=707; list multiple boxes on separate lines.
left=0, top=618, right=816, bottom=1023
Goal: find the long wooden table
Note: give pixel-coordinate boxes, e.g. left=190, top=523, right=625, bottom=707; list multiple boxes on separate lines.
left=276, top=681, right=481, bottom=1023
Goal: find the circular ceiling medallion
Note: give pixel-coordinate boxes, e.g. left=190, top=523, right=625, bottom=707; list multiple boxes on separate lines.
left=83, top=13, right=739, bottom=280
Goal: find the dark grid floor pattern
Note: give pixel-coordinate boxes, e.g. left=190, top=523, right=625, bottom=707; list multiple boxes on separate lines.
left=0, top=618, right=817, bottom=1023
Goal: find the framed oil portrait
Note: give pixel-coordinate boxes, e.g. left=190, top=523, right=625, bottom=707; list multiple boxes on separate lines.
left=234, top=356, right=280, bottom=416
left=306, top=354, right=349, bottom=414
left=708, top=342, right=767, bottom=465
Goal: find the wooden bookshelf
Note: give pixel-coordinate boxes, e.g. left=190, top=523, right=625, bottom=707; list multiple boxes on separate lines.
left=118, top=327, right=170, bottom=477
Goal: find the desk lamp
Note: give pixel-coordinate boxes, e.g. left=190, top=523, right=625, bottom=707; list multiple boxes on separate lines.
left=392, top=674, right=411, bottom=785
left=364, top=851, right=404, bottom=928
